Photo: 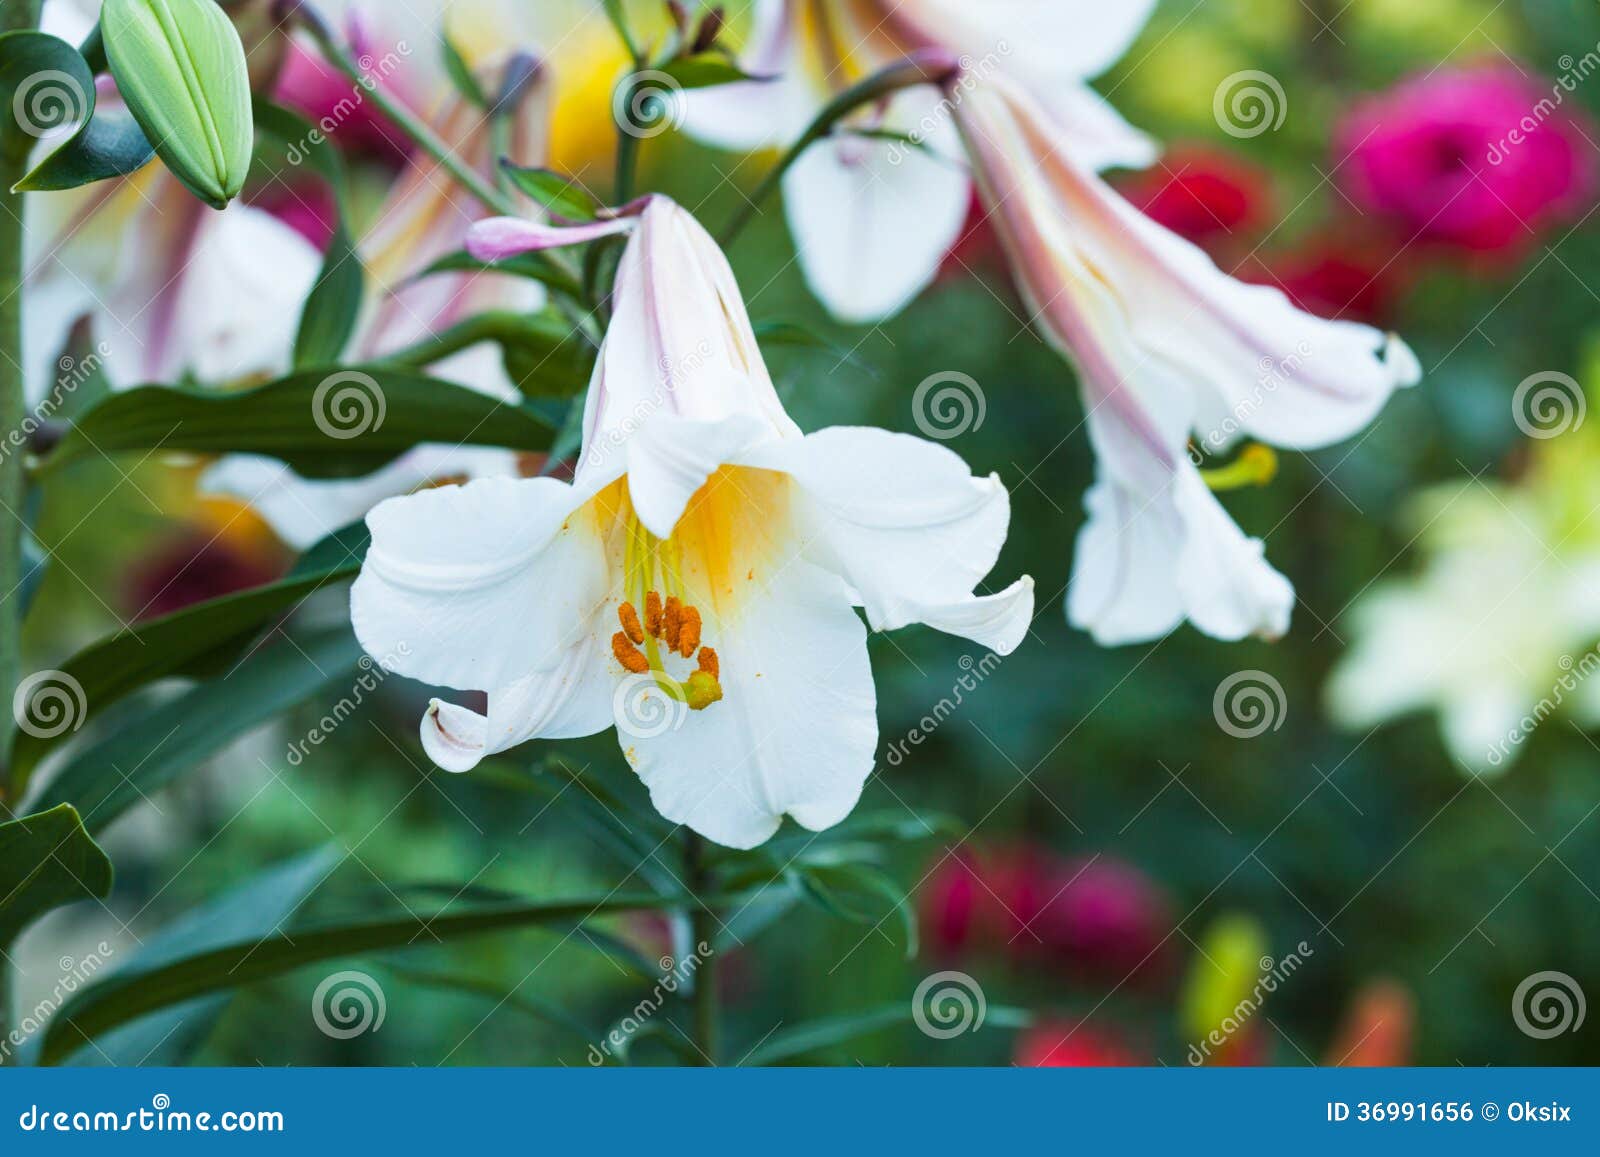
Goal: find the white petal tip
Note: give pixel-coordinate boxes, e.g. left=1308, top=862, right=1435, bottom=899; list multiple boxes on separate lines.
left=1384, top=333, right=1423, bottom=387
left=421, top=699, right=486, bottom=774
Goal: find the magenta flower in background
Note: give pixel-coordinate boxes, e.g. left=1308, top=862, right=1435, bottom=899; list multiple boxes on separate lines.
left=1337, top=65, right=1596, bottom=255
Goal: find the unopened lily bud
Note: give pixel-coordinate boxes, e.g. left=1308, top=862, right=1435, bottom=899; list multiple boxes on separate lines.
left=102, top=0, right=254, bottom=209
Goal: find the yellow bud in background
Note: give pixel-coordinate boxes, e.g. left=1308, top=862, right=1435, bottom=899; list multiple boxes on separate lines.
left=101, top=0, right=253, bottom=208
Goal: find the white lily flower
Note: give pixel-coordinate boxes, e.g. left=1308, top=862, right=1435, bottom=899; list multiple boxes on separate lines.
left=1328, top=445, right=1600, bottom=774
left=353, top=197, right=1034, bottom=848
left=948, top=74, right=1420, bottom=645
left=683, top=0, right=1158, bottom=323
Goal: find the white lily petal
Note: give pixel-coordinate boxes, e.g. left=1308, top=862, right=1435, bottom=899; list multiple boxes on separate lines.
left=1069, top=467, right=1293, bottom=646
left=783, top=120, right=971, bottom=323
left=744, top=427, right=1020, bottom=636
left=422, top=637, right=615, bottom=772
left=351, top=475, right=608, bottom=692
left=1039, top=83, right=1159, bottom=171
left=620, top=561, right=876, bottom=849
left=679, top=0, right=817, bottom=151
left=886, top=0, right=1157, bottom=83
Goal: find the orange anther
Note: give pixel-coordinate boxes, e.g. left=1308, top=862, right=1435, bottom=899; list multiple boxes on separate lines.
left=697, top=646, right=719, bottom=680
left=611, top=631, right=650, bottom=674
left=617, top=602, right=645, bottom=645
left=678, top=606, right=702, bottom=658
left=644, top=590, right=663, bottom=637
left=663, top=596, right=683, bottom=651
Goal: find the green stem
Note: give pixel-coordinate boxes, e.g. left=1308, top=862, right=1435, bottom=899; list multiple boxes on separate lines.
left=0, top=0, right=43, bottom=1067
left=686, top=832, right=719, bottom=1066
left=718, top=51, right=963, bottom=249
left=381, top=310, right=585, bottom=368
left=298, top=15, right=517, bottom=217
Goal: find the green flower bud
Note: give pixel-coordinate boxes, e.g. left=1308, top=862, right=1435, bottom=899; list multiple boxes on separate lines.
left=101, top=0, right=252, bottom=208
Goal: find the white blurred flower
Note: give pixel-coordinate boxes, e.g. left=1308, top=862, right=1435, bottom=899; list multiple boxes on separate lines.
left=1328, top=440, right=1600, bottom=773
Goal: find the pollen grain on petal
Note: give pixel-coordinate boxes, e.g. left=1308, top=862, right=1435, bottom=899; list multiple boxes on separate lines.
left=618, top=601, right=646, bottom=645
left=611, top=631, right=650, bottom=674
left=679, top=605, right=702, bottom=657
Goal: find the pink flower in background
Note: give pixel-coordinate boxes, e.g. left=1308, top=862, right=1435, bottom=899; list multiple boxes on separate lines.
left=920, top=846, right=1172, bottom=980
left=273, top=14, right=415, bottom=164
left=1337, top=65, right=1596, bottom=255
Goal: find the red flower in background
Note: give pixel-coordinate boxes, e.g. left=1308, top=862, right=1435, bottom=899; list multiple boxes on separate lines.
left=1014, top=1020, right=1142, bottom=1067
left=921, top=846, right=1172, bottom=981
left=1245, top=229, right=1408, bottom=327
left=1118, top=146, right=1274, bottom=253
left=1337, top=65, right=1596, bottom=256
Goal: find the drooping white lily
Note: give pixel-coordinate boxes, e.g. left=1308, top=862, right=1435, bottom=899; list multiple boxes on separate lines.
left=947, top=74, right=1421, bottom=645
left=351, top=196, right=1034, bottom=848
left=683, top=0, right=1159, bottom=323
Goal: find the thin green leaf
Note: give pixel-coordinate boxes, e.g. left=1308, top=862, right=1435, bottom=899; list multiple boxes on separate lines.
left=8, top=548, right=363, bottom=787
left=40, top=889, right=756, bottom=1064
left=40, top=365, right=557, bottom=479
left=414, top=247, right=586, bottom=300
left=61, top=848, right=339, bottom=1066
left=33, top=627, right=366, bottom=834
left=660, top=52, right=765, bottom=90
left=17, top=106, right=153, bottom=192
left=0, top=805, right=114, bottom=953
left=254, top=102, right=365, bottom=368
left=501, top=163, right=599, bottom=221
left=440, top=32, right=489, bottom=108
